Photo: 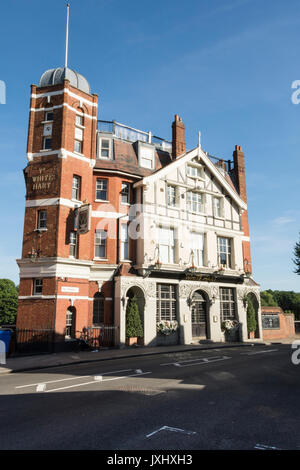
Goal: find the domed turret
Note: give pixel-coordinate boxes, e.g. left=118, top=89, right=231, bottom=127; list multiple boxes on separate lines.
left=39, top=67, right=91, bottom=94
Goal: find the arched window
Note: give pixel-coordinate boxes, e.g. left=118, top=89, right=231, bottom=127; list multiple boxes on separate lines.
left=93, top=293, right=104, bottom=326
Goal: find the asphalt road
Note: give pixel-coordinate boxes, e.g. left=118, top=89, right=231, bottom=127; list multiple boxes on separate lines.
left=0, top=344, right=299, bottom=450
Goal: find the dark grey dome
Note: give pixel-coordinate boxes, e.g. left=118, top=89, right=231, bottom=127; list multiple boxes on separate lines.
left=39, top=67, right=91, bottom=94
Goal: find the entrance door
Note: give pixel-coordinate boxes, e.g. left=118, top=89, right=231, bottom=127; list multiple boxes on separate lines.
left=66, top=307, right=76, bottom=339
left=191, top=291, right=207, bottom=338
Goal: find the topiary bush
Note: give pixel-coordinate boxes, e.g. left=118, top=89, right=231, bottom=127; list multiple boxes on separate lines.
left=126, top=296, right=143, bottom=338
left=247, top=297, right=257, bottom=333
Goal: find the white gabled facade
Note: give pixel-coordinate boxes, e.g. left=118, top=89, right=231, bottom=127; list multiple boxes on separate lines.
left=115, top=144, right=262, bottom=347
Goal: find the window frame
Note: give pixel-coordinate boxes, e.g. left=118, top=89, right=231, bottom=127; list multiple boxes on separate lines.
left=190, top=232, right=205, bottom=267
left=120, top=223, right=129, bottom=261
left=187, top=191, right=205, bottom=214
left=121, top=182, right=130, bottom=204
left=45, top=111, right=54, bottom=122
left=217, top=236, right=232, bottom=268
left=167, top=185, right=177, bottom=207
left=220, top=287, right=236, bottom=322
left=37, top=210, right=47, bottom=230
left=69, top=231, right=78, bottom=258
left=72, top=175, right=81, bottom=201
left=96, top=178, right=108, bottom=201
left=93, top=293, right=105, bottom=326
left=156, top=284, right=177, bottom=322
left=94, top=229, right=107, bottom=259
left=213, top=196, right=224, bottom=218
left=33, top=278, right=43, bottom=296
left=158, top=226, right=175, bottom=264
left=98, top=136, right=112, bottom=160
left=43, top=137, right=52, bottom=150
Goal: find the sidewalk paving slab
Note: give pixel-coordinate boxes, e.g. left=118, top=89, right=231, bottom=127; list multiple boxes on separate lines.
left=0, top=340, right=275, bottom=375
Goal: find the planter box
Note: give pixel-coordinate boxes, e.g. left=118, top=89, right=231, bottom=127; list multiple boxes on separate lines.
left=126, top=337, right=138, bottom=346
left=224, top=328, right=239, bottom=342
left=156, top=331, right=179, bottom=346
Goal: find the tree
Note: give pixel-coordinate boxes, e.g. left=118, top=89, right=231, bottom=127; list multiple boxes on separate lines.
left=260, top=290, right=277, bottom=307
left=293, top=234, right=300, bottom=275
left=247, top=297, right=257, bottom=334
left=0, top=279, right=18, bottom=325
left=125, top=296, right=143, bottom=338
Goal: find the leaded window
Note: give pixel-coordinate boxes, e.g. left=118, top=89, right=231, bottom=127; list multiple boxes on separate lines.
left=156, top=284, right=177, bottom=322
left=220, top=288, right=236, bottom=321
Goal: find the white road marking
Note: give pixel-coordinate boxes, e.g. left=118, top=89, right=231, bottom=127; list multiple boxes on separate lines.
left=36, top=384, right=46, bottom=392
left=146, top=425, right=197, bottom=438
left=45, top=371, right=152, bottom=393
left=254, top=444, right=281, bottom=450
left=94, top=375, right=103, bottom=381
left=160, top=356, right=231, bottom=367
left=15, top=369, right=132, bottom=389
left=241, top=349, right=278, bottom=356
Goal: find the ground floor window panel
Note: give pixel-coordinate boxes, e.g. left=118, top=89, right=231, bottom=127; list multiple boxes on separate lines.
left=156, top=284, right=177, bottom=322
left=220, top=287, right=236, bottom=321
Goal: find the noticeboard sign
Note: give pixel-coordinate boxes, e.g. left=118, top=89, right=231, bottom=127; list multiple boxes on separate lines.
left=262, top=314, right=280, bottom=330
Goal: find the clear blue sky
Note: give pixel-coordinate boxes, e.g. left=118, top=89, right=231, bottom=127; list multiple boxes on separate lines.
left=0, top=0, right=299, bottom=290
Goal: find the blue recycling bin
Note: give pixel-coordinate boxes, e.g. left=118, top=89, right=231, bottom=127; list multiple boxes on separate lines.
left=0, top=330, right=12, bottom=353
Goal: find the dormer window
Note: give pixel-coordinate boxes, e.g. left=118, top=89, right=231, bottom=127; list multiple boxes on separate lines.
left=97, top=136, right=112, bottom=159
left=138, top=142, right=155, bottom=169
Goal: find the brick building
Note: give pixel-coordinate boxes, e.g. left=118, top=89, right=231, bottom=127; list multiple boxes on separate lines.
left=16, top=65, right=262, bottom=347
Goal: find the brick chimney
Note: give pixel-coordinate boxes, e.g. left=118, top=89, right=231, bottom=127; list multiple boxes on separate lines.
left=215, top=159, right=227, bottom=172
left=172, top=114, right=185, bottom=159
left=232, top=145, right=252, bottom=274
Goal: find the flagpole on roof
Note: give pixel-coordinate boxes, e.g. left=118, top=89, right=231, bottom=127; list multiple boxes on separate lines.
left=64, top=3, right=70, bottom=69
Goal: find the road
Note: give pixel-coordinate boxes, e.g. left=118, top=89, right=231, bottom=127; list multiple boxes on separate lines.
left=0, top=344, right=299, bottom=450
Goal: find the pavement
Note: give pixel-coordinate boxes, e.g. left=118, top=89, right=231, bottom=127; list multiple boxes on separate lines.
left=0, top=336, right=297, bottom=374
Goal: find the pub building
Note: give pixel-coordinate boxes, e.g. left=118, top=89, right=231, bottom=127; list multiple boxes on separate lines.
left=16, top=62, right=262, bottom=348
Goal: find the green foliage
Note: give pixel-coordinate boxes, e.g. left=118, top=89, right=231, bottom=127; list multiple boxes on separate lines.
left=293, top=233, right=300, bottom=275
left=0, top=279, right=18, bottom=325
left=260, top=291, right=278, bottom=307
left=247, top=297, right=257, bottom=333
left=261, top=289, right=300, bottom=320
left=126, top=296, right=143, bottom=338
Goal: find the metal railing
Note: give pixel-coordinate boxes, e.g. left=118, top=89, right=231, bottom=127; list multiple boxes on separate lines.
left=15, top=329, right=55, bottom=354
left=79, top=326, right=118, bottom=349
left=97, top=120, right=172, bottom=151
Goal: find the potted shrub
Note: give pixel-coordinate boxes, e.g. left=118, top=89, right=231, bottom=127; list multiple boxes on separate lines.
left=221, top=319, right=240, bottom=342
left=156, top=320, right=179, bottom=345
left=125, top=296, right=143, bottom=346
left=247, top=297, right=257, bottom=339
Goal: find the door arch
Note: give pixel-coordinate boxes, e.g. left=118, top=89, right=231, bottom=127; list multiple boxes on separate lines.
left=66, top=306, right=76, bottom=339
left=191, top=290, right=209, bottom=339
left=126, top=286, right=145, bottom=338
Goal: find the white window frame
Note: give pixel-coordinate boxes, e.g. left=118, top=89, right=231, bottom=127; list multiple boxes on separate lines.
left=217, top=236, right=232, bottom=268
left=159, top=226, right=175, bottom=264
left=95, top=230, right=107, bottom=259
left=72, top=175, right=81, bottom=201
left=220, top=288, right=236, bottom=321
left=121, top=182, right=130, bottom=204
left=98, top=136, right=112, bottom=159
left=190, top=232, right=205, bottom=267
left=69, top=231, right=77, bottom=258
left=121, top=224, right=129, bottom=260
left=167, top=185, right=176, bottom=207
left=96, top=178, right=108, bottom=201
left=45, top=111, right=54, bottom=122
left=187, top=164, right=204, bottom=179
left=33, top=279, right=43, bottom=296
left=37, top=210, right=47, bottom=230
left=43, top=137, right=52, bottom=150
left=213, top=196, right=224, bottom=218
left=187, top=191, right=205, bottom=214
